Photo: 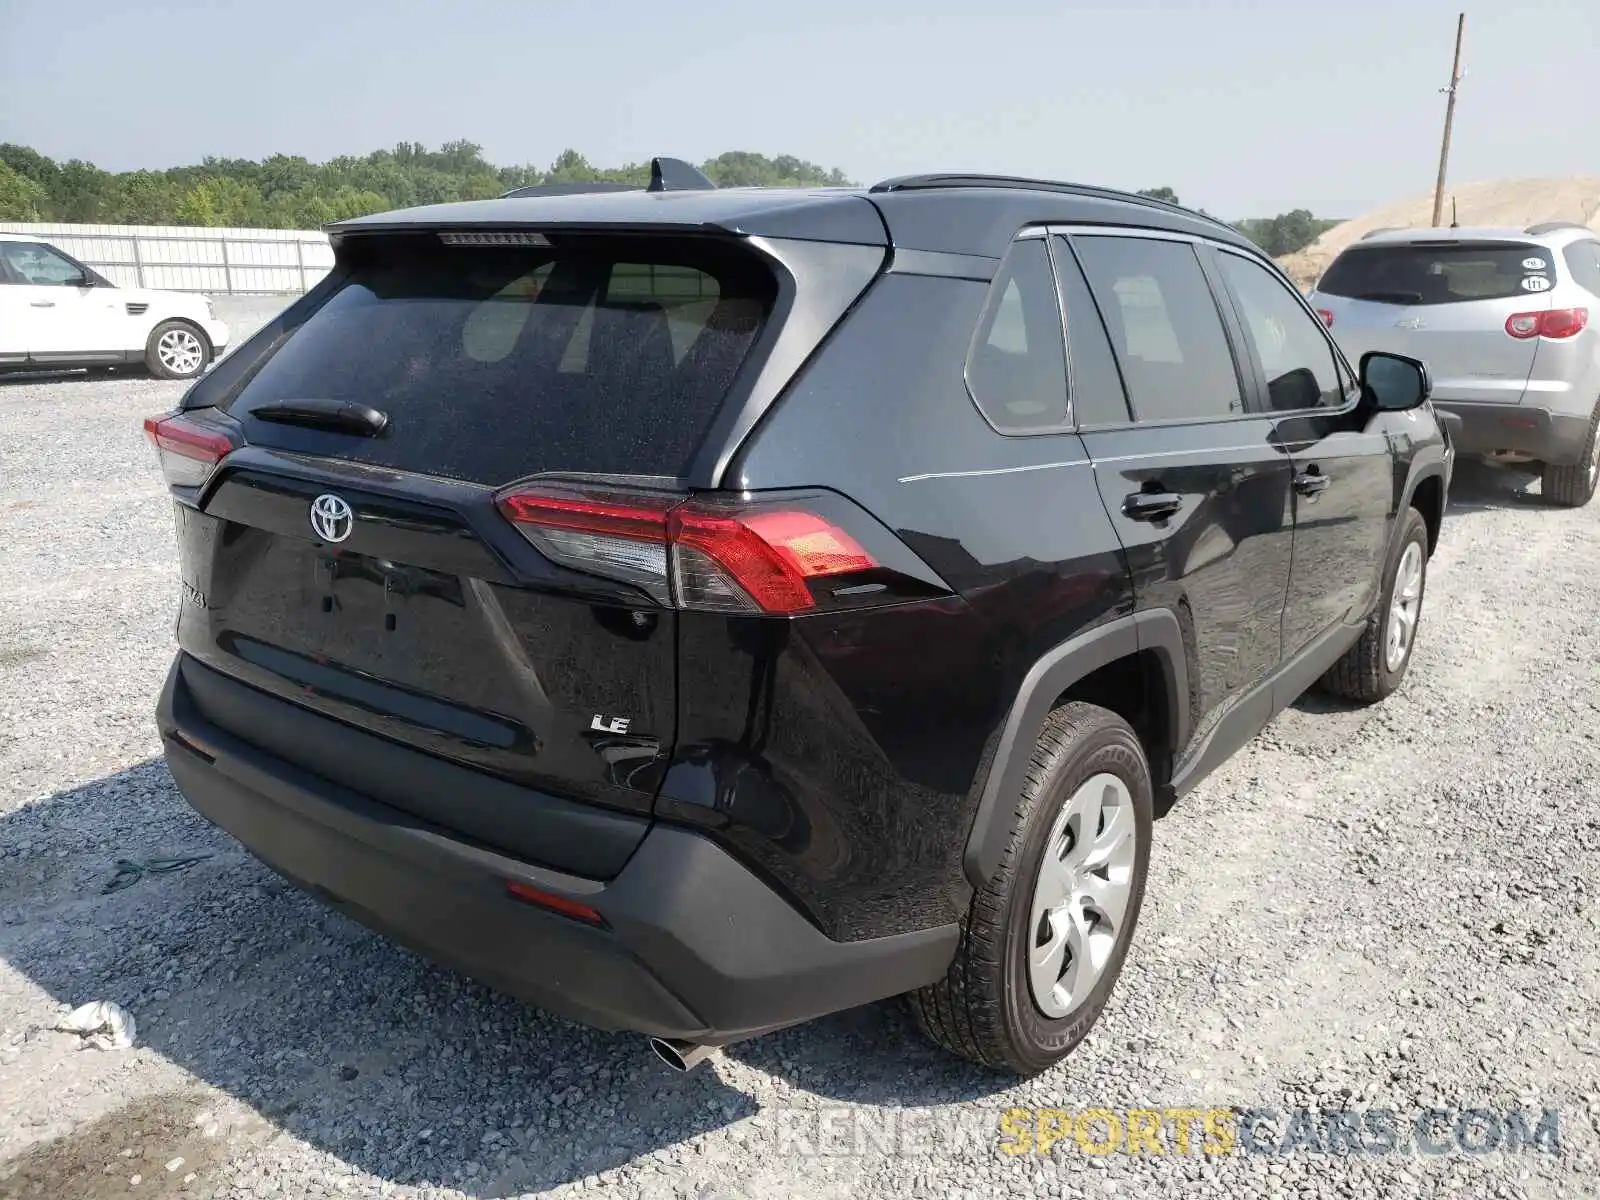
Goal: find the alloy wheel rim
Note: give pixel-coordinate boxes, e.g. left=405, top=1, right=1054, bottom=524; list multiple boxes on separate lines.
left=1027, top=772, right=1138, bottom=1019
left=1385, top=541, right=1424, bottom=672
left=158, top=329, right=203, bottom=374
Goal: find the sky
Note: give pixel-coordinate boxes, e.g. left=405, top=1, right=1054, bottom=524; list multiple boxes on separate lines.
left=1, top=0, right=1595, bottom=219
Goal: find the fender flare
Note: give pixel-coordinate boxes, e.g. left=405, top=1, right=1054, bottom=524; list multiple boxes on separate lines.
left=963, top=609, right=1190, bottom=887
left=1401, top=460, right=1452, bottom=572
left=1397, top=462, right=1446, bottom=548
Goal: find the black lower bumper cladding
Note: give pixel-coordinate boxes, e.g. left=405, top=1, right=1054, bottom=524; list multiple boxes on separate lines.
left=157, top=655, right=957, bottom=1043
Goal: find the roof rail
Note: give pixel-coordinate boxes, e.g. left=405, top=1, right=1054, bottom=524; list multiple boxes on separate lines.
left=867, top=173, right=1237, bottom=233
left=501, top=156, right=715, bottom=200
left=500, top=181, right=634, bottom=199
left=1524, top=220, right=1591, bottom=236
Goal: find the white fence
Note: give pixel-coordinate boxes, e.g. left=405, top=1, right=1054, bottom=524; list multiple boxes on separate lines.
left=0, top=222, right=333, bottom=295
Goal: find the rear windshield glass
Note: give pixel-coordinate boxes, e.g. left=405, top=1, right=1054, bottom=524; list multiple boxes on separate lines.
left=226, top=237, right=775, bottom=486
left=1318, top=242, right=1557, bottom=306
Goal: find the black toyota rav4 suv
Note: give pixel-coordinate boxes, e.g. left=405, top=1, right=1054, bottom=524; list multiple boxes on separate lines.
left=149, top=163, right=1452, bottom=1076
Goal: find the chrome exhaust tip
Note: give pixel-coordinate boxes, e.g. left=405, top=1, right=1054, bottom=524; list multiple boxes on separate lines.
left=649, top=1036, right=715, bottom=1072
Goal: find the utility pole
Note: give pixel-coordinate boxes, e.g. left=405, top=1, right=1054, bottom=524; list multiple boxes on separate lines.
left=1431, top=13, right=1466, bottom=227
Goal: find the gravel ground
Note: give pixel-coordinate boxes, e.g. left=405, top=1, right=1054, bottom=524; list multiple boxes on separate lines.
left=2, top=348, right=1597, bottom=1199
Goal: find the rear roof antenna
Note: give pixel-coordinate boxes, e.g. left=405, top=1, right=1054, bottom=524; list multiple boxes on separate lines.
left=1450, top=196, right=1459, bottom=228
left=649, top=157, right=716, bottom=193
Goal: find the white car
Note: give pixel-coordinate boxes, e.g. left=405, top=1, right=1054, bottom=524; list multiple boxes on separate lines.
left=0, top=234, right=230, bottom=380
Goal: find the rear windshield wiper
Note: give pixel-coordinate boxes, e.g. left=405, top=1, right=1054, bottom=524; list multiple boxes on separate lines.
left=1351, top=291, right=1424, bottom=305
left=247, top=399, right=389, bottom=437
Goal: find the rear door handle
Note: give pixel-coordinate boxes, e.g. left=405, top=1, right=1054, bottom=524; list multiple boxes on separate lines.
left=30, top=300, right=55, bottom=308
left=1122, top=491, right=1184, bottom=522
left=1293, top=469, right=1330, bottom=497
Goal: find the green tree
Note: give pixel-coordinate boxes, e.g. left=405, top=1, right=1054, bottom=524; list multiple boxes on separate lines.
left=323, top=186, right=389, bottom=221
left=1136, top=186, right=1181, bottom=205
left=115, top=170, right=180, bottom=225
left=545, top=149, right=599, bottom=183
left=0, top=160, right=48, bottom=219
left=53, top=160, right=117, bottom=221
left=0, top=144, right=60, bottom=193
left=257, top=154, right=318, bottom=200
left=0, top=140, right=860, bottom=228
left=175, top=180, right=222, bottom=226
left=1234, top=209, right=1340, bottom=257
left=701, top=151, right=843, bottom=188
left=203, top=177, right=268, bottom=226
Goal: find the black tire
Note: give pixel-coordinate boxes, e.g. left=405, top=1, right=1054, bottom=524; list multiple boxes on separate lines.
left=1321, top=507, right=1429, bottom=704
left=908, top=702, right=1153, bottom=1075
left=1540, top=403, right=1600, bottom=508
left=144, top=319, right=211, bottom=381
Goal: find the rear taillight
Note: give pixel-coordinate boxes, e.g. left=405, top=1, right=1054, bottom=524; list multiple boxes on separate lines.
left=1316, top=308, right=1335, bottom=328
left=497, top=488, right=677, bottom=605
left=1505, top=308, right=1588, bottom=340
left=143, top=410, right=239, bottom=489
left=672, top=507, right=875, bottom=613
left=496, top=485, right=884, bottom=615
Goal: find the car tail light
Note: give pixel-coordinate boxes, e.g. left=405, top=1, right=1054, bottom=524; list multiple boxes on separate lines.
left=496, top=485, right=883, bottom=614
left=1505, top=308, right=1588, bottom=340
left=142, top=410, right=240, bottom=489
left=497, top=488, right=677, bottom=605
left=1316, top=308, right=1334, bottom=328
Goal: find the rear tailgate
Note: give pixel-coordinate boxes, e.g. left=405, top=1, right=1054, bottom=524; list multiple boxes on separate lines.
left=1314, top=240, right=1558, bottom=405
left=163, top=232, right=784, bottom=862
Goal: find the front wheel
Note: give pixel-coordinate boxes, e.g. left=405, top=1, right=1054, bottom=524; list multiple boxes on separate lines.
left=1321, top=507, right=1429, bottom=704
left=144, top=320, right=211, bottom=381
left=908, top=702, right=1153, bottom=1075
left=1540, top=404, right=1600, bottom=508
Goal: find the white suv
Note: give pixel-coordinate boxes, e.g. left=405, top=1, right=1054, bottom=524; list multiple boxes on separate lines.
left=0, top=234, right=230, bottom=380
left=1309, top=223, right=1600, bottom=506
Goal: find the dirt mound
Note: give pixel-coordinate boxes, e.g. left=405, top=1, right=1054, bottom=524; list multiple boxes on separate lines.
left=1277, top=176, right=1600, bottom=289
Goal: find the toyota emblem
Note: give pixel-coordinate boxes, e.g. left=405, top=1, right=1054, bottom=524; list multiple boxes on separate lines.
left=309, top=493, right=354, bottom=543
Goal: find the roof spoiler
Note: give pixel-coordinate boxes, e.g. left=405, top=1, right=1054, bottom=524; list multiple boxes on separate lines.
left=1524, top=221, right=1590, bottom=236
left=500, top=156, right=715, bottom=199
left=1359, top=227, right=1405, bottom=241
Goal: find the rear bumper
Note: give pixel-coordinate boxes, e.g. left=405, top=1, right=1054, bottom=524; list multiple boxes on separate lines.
left=1430, top=401, right=1591, bottom=465
left=156, top=655, right=956, bottom=1042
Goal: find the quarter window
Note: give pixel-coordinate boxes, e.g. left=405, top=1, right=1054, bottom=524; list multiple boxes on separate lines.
left=964, top=238, right=1069, bottom=430
left=1073, top=236, right=1244, bottom=423
left=1217, top=251, right=1344, bottom=411
left=1561, top=241, right=1600, bottom=297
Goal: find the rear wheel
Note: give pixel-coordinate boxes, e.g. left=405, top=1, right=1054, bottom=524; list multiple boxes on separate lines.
left=909, top=702, right=1152, bottom=1075
left=145, top=320, right=210, bottom=380
left=1540, top=403, right=1600, bottom=507
left=1321, top=507, right=1428, bottom=704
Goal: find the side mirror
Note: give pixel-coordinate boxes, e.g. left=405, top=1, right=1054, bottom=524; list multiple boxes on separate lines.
left=1360, top=351, right=1430, bottom=412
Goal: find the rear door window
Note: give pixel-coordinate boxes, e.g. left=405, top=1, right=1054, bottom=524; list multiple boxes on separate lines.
left=1051, top=237, right=1131, bottom=427
left=1318, top=242, right=1558, bottom=305
left=225, top=237, right=775, bottom=486
left=1072, top=235, right=1245, bottom=423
